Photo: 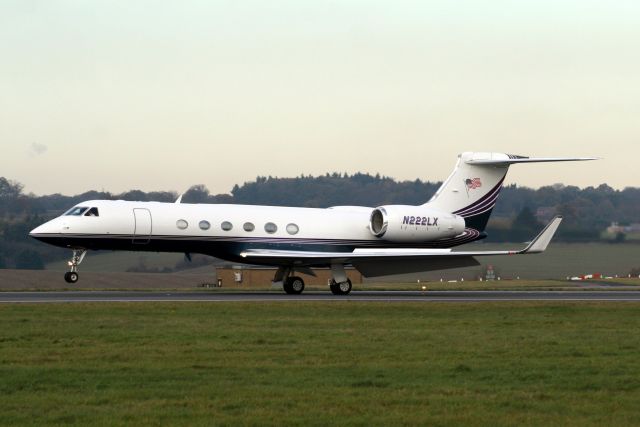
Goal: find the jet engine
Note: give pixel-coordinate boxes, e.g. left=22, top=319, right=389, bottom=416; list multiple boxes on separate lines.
left=369, top=205, right=465, bottom=242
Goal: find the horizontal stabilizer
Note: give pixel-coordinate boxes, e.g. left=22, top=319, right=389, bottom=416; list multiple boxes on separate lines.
left=466, top=157, right=598, bottom=166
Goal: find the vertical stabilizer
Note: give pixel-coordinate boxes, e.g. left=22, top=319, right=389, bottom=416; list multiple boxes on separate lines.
left=425, top=152, right=596, bottom=232
left=424, top=152, right=512, bottom=232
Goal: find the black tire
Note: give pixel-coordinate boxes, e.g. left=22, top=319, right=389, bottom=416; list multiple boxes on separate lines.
left=64, top=272, right=79, bottom=284
left=330, top=279, right=352, bottom=295
left=339, top=279, right=352, bottom=295
left=284, top=276, right=304, bottom=295
left=329, top=282, right=341, bottom=295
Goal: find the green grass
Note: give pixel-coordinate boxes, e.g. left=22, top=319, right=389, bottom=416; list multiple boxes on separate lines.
left=2, top=303, right=640, bottom=425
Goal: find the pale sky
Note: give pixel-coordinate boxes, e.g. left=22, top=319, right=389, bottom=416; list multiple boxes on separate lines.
left=1, top=0, right=639, bottom=196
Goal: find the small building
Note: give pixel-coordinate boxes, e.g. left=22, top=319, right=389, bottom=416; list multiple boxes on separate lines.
left=215, top=266, right=363, bottom=288
left=607, top=222, right=640, bottom=235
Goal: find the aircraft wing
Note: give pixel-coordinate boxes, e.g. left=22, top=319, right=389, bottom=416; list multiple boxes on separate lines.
left=240, top=217, right=563, bottom=276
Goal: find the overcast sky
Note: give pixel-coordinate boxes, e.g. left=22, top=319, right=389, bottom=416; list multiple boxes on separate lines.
left=1, top=0, right=639, bottom=196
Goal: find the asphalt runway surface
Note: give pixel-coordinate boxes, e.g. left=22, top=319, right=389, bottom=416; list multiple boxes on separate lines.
left=1, top=290, right=640, bottom=303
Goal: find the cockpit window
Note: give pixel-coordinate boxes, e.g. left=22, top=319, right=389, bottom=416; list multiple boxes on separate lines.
left=64, top=207, right=89, bottom=216
left=85, top=207, right=99, bottom=217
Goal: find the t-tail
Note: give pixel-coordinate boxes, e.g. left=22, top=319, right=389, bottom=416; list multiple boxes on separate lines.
left=424, top=152, right=597, bottom=233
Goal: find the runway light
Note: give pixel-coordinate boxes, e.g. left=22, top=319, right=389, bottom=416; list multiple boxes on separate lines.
left=421, top=286, right=426, bottom=291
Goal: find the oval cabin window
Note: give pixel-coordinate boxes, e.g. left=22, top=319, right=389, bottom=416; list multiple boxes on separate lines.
left=199, top=220, right=211, bottom=230
left=176, top=219, right=188, bottom=230
left=264, top=222, right=277, bottom=234
left=221, top=221, right=233, bottom=231
left=243, top=222, right=255, bottom=232
left=286, top=223, right=299, bottom=235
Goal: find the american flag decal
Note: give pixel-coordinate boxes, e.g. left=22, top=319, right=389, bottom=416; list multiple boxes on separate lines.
left=465, top=178, right=482, bottom=190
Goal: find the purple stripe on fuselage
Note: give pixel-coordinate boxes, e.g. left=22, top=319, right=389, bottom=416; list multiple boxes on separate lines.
left=454, top=176, right=505, bottom=216
left=454, top=178, right=502, bottom=216
left=456, top=189, right=500, bottom=217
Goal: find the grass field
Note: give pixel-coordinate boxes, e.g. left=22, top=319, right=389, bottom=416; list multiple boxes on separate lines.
left=2, top=302, right=640, bottom=425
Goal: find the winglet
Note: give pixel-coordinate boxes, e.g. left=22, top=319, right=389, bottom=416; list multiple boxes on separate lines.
left=520, top=216, right=563, bottom=254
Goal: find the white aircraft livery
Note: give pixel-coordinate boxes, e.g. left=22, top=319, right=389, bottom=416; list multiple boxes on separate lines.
left=30, top=152, right=595, bottom=295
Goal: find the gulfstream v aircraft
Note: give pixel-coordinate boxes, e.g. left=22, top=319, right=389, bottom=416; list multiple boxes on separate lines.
left=30, top=152, right=594, bottom=295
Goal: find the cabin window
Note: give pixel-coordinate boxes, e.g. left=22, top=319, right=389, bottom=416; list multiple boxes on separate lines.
left=65, top=207, right=88, bottom=216
left=199, top=220, right=211, bottom=230
left=286, top=223, right=299, bottom=235
left=264, top=222, right=277, bottom=234
left=176, top=219, right=189, bottom=230
left=85, top=207, right=99, bottom=217
left=243, top=222, right=255, bottom=232
left=221, top=221, right=233, bottom=231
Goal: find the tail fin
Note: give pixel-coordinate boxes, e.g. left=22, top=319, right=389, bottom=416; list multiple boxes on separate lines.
left=425, top=152, right=596, bottom=232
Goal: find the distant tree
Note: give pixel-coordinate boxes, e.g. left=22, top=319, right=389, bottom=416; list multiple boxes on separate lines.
left=118, top=190, right=149, bottom=201
left=15, top=250, right=45, bottom=270
left=614, top=232, right=626, bottom=243
left=0, top=177, right=23, bottom=199
left=512, top=206, right=541, bottom=229
left=1, top=174, right=640, bottom=246
left=145, top=191, right=178, bottom=203
left=3, top=215, right=45, bottom=242
left=210, top=193, right=234, bottom=203
left=507, top=206, right=543, bottom=241
left=183, top=184, right=210, bottom=203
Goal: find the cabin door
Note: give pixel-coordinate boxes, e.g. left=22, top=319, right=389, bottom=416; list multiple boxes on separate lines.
left=133, top=208, right=152, bottom=244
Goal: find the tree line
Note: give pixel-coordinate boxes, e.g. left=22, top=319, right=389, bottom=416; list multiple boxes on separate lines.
left=1, top=175, right=638, bottom=269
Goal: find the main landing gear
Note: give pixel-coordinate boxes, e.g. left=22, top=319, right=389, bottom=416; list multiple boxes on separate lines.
left=273, top=267, right=306, bottom=295
left=283, top=276, right=305, bottom=295
left=329, top=263, right=352, bottom=295
left=64, top=250, right=86, bottom=284
left=329, top=279, right=352, bottom=295
left=273, top=265, right=353, bottom=296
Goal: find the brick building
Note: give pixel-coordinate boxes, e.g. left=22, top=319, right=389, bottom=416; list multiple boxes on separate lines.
left=215, top=266, right=362, bottom=288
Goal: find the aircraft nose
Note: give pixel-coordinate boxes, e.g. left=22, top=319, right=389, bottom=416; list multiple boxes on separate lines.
left=29, top=218, right=70, bottom=248
left=29, top=223, right=47, bottom=235
left=29, top=219, right=62, bottom=237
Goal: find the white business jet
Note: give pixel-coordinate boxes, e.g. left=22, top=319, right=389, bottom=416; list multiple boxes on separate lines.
left=30, top=152, right=594, bottom=294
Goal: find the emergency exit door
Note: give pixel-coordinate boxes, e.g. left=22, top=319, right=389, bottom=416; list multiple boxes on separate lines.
left=133, top=208, right=152, bottom=244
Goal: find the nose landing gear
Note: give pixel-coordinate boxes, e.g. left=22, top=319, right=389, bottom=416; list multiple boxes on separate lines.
left=64, top=271, right=79, bottom=283
left=64, top=250, right=86, bottom=283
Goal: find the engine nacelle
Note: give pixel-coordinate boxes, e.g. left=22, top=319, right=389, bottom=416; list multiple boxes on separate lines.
left=369, top=205, right=465, bottom=242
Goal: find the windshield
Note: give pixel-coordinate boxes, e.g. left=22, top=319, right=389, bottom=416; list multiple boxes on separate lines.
left=64, top=207, right=89, bottom=216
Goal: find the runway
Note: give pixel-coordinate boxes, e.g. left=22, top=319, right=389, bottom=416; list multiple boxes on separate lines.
left=1, top=290, right=640, bottom=303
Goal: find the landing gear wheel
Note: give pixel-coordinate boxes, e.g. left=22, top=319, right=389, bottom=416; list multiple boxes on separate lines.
left=283, top=276, right=305, bottom=295
left=64, top=272, right=79, bottom=284
left=330, top=279, right=352, bottom=295
left=64, top=249, right=86, bottom=284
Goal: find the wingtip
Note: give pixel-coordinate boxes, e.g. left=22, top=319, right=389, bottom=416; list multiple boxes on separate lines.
left=521, top=216, right=563, bottom=254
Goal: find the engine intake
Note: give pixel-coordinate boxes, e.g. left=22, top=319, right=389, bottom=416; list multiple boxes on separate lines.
left=369, top=205, right=465, bottom=242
